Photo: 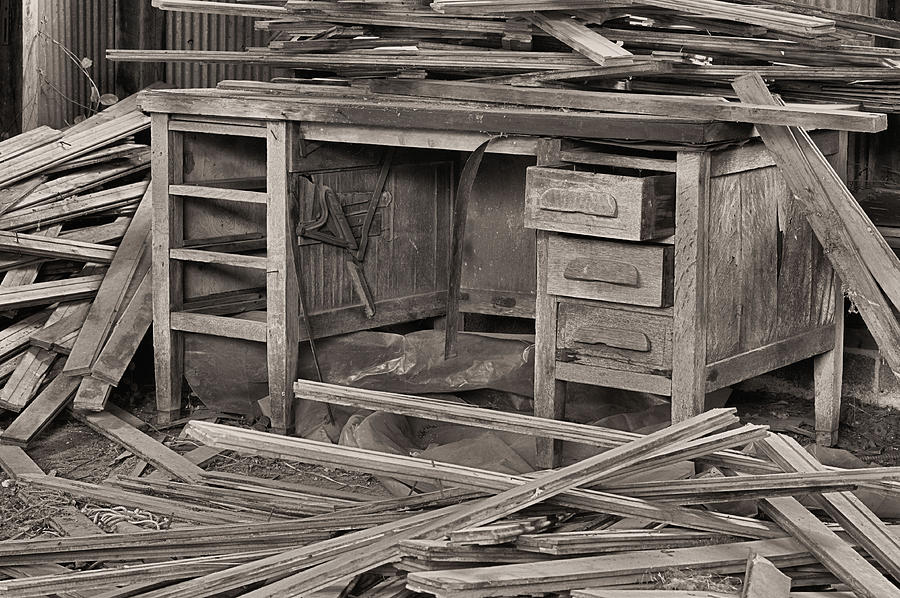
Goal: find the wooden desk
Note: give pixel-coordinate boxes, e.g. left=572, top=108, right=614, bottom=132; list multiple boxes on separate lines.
left=140, top=86, right=842, bottom=447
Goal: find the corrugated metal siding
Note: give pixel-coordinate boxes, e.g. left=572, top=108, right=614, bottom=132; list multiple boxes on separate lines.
left=165, top=12, right=270, bottom=89
left=795, top=0, right=877, bottom=15
left=24, top=0, right=116, bottom=129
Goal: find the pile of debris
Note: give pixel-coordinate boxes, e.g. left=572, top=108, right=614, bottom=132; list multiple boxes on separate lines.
left=1, top=384, right=899, bottom=597
left=109, top=0, right=900, bottom=111
left=0, top=89, right=155, bottom=447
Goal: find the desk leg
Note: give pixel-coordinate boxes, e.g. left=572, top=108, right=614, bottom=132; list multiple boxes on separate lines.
left=814, top=280, right=844, bottom=446
left=267, top=122, right=300, bottom=435
left=151, top=114, right=184, bottom=424
left=535, top=231, right=565, bottom=469
left=672, top=152, right=711, bottom=423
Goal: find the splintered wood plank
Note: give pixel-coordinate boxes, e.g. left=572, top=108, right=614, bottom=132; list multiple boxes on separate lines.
left=739, top=167, right=779, bottom=351
left=64, top=190, right=152, bottom=375
left=0, top=373, right=80, bottom=446
left=705, top=173, right=741, bottom=362
left=760, top=494, right=900, bottom=598
left=742, top=554, right=791, bottom=597
left=74, top=409, right=205, bottom=483
left=758, top=434, right=900, bottom=581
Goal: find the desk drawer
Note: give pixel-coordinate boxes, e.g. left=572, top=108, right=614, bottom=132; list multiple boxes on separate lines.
left=557, top=301, right=672, bottom=371
left=547, top=234, right=673, bottom=307
left=525, top=166, right=675, bottom=240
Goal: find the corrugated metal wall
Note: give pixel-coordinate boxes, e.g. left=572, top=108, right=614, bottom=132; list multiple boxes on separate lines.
left=164, top=11, right=270, bottom=89
left=22, top=0, right=117, bottom=129
left=22, top=3, right=270, bottom=129
left=795, top=0, right=876, bottom=14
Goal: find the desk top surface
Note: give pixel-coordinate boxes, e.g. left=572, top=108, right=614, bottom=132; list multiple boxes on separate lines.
left=139, top=85, right=755, bottom=146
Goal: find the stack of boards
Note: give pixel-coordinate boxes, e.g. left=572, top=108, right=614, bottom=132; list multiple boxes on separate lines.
left=1, top=396, right=900, bottom=598
left=107, top=0, right=900, bottom=111
left=0, top=88, right=157, bottom=448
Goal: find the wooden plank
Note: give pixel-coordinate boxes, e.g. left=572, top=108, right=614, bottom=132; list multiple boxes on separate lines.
left=365, top=79, right=886, bottom=133
left=151, top=113, right=185, bottom=424
left=671, top=151, right=710, bottom=422
left=65, top=190, right=152, bottom=375
left=0, top=310, right=51, bottom=359
left=73, top=408, right=205, bottom=483
left=89, top=271, right=152, bottom=388
left=29, top=301, right=92, bottom=350
left=528, top=13, right=631, bottom=64
left=0, top=126, right=62, bottom=163
left=0, top=348, right=58, bottom=411
left=168, top=184, right=268, bottom=204
left=266, top=121, right=301, bottom=435
left=183, top=421, right=781, bottom=540
left=294, top=380, right=772, bottom=473
left=758, top=434, right=900, bottom=582
left=739, top=167, right=779, bottom=351
left=1, top=374, right=80, bottom=447
left=185, top=410, right=743, bottom=598
left=0, top=181, right=148, bottom=231
left=759, top=494, right=900, bottom=597
left=170, top=312, right=268, bottom=342
left=170, top=248, right=267, bottom=270
left=0, top=230, right=117, bottom=263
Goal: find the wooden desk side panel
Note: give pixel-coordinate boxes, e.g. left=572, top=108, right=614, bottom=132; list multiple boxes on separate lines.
left=704, top=139, right=839, bottom=366
left=460, top=154, right=537, bottom=318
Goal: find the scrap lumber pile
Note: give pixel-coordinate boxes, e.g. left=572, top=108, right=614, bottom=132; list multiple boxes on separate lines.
left=1, top=397, right=900, bottom=597
left=0, top=88, right=157, bottom=448
left=106, top=0, right=900, bottom=111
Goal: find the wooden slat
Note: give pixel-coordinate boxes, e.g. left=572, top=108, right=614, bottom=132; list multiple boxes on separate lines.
left=89, top=271, right=153, bottom=387
left=183, top=421, right=781, bottom=540
left=72, top=408, right=205, bottom=483
left=365, top=79, right=886, bottom=133
left=0, top=230, right=117, bottom=263
left=170, top=312, right=268, bottom=342
left=168, top=184, right=268, bottom=204
left=170, top=248, right=267, bottom=270
left=0, top=181, right=148, bottom=231
left=761, top=494, right=900, bottom=596
left=0, top=374, right=80, bottom=447
left=0, top=275, right=103, bottom=310
left=293, top=380, right=775, bottom=473
left=758, top=434, right=900, bottom=582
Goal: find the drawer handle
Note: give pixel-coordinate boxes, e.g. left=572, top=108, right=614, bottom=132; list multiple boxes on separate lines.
left=563, top=259, right=639, bottom=287
left=572, top=326, right=651, bottom=352
left=538, top=188, right=618, bottom=217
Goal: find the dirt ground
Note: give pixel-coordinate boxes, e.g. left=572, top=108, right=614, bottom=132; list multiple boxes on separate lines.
left=1, top=376, right=898, bottom=541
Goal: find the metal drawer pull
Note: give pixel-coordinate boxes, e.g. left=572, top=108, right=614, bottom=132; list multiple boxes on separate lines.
left=563, top=259, right=639, bottom=287
left=537, top=188, right=618, bottom=217
left=572, top=326, right=651, bottom=352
